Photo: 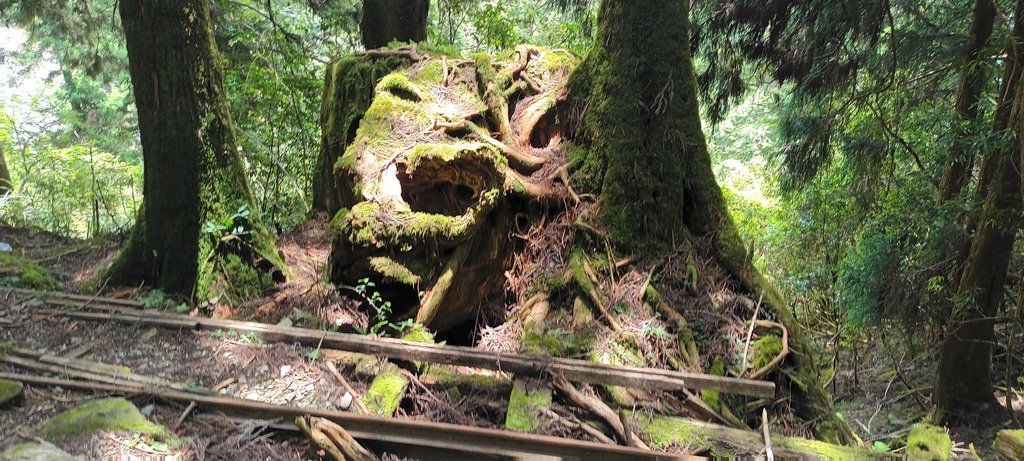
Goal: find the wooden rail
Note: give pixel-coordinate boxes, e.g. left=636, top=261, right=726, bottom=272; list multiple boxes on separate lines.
left=3, top=288, right=776, bottom=398
left=0, top=372, right=698, bottom=460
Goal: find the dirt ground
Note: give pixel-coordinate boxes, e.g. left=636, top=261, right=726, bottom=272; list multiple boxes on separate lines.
left=2, top=219, right=1022, bottom=459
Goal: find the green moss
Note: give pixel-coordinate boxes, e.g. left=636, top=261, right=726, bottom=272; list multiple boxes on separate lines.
left=404, top=142, right=506, bottom=174
left=532, top=49, right=579, bottom=75
left=750, top=335, right=783, bottom=370
left=995, top=429, right=1024, bottom=459
left=637, top=415, right=710, bottom=449
left=0, top=252, right=59, bottom=290
left=363, top=363, right=408, bottom=416
left=35, top=397, right=171, bottom=442
left=359, top=92, right=432, bottom=146
left=401, top=323, right=435, bottom=344
left=3, top=441, right=79, bottom=460
left=0, top=378, right=23, bottom=406
left=377, top=73, right=423, bottom=101
left=700, top=359, right=724, bottom=411
left=521, top=326, right=593, bottom=357
left=369, top=256, right=421, bottom=286
left=411, top=59, right=445, bottom=85
left=505, top=380, right=552, bottom=432
left=639, top=415, right=880, bottom=458
left=906, top=423, right=952, bottom=461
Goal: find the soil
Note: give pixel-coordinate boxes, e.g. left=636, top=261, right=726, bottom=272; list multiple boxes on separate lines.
left=2, top=218, right=1021, bottom=459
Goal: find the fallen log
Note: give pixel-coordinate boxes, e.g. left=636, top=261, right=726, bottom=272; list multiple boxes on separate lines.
left=0, top=371, right=683, bottom=460
left=10, top=289, right=775, bottom=398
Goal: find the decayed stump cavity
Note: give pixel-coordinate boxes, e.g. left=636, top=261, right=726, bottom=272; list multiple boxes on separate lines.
left=325, top=45, right=576, bottom=332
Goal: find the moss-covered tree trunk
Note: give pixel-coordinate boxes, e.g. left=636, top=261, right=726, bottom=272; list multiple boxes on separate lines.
left=0, top=145, right=10, bottom=196
left=563, top=0, right=849, bottom=443
left=108, top=0, right=282, bottom=303
left=360, top=0, right=429, bottom=49
left=932, top=0, right=1024, bottom=423
left=311, top=55, right=409, bottom=214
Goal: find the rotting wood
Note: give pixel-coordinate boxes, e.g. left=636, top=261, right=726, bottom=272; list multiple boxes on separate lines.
left=0, top=371, right=689, bottom=460
left=10, top=289, right=776, bottom=398
left=297, top=415, right=377, bottom=461
left=0, top=354, right=199, bottom=393
left=553, top=375, right=650, bottom=450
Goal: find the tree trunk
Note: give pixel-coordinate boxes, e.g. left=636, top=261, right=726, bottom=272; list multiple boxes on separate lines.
left=0, top=145, right=10, bottom=196
left=937, top=0, right=996, bottom=203
left=933, top=0, right=1024, bottom=423
left=108, top=0, right=282, bottom=303
left=360, top=0, right=429, bottom=50
left=562, top=0, right=850, bottom=443
left=311, top=55, right=409, bottom=214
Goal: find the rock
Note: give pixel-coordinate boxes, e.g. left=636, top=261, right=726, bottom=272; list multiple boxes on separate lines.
left=140, top=403, right=156, bottom=417
left=258, top=364, right=269, bottom=374
left=34, top=397, right=171, bottom=442
left=0, top=242, right=12, bottom=252
left=280, top=365, right=292, bottom=377
left=2, top=441, right=81, bottom=460
left=0, top=379, right=24, bottom=406
left=337, top=392, right=353, bottom=410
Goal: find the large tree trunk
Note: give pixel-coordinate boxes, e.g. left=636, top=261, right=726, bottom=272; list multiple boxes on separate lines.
left=0, top=145, right=10, bottom=196
left=933, top=0, right=1024, bottom=423
left=562, top=0, right=850, bottom=443
left=360, top=0, right=429, bottom=50
left=311, top=55, right=410, bottom=214
left=108, top=0, right=282, bottom=303
left=937, top=0, right=996, bottom=203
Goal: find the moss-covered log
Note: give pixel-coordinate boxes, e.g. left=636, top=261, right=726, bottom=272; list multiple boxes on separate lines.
left=107, top=0, right=283, bottom=304
left=637, top=415, right=883, bottom=459
left=996, top=429, right=1024, bottom=461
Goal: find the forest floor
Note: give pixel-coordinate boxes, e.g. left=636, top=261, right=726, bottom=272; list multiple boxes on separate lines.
left=0, top=220, right=1021, bottom=459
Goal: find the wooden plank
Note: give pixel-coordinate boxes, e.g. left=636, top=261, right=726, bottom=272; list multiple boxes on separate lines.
left=0, top=372, right=692, bottom=461
left=12, top=289, right=776, bottom=398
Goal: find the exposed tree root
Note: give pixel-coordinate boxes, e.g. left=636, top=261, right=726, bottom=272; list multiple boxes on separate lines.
left=296, top=416, right=378, bottom=461
left=552, top=376, right=649, bottom=450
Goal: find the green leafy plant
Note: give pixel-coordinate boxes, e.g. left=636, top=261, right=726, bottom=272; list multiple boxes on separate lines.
left=346, top=278, right=417, bottom=336
left=202, top=204, right=252, bottom=238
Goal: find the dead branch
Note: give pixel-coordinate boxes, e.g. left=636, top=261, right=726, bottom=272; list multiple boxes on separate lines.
left=325, top=361, right=370, bottom=414
left=297, top=415, right=377, bottom=461
left=552, top=376, right=650, bottom=450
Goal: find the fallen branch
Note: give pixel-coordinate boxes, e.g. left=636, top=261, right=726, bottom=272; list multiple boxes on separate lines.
left=540, top=407, right=615, bottom=445
left=297, top=416, right=377, bottom=461
left=553, top=376, right=649, bottom=450
left=325, top=361, right=370, bottom=414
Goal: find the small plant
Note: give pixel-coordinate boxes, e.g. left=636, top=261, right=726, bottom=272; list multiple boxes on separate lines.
left=202, top=204, right=252, bottom=238
left=346, top=278, right=418, bottom=336
left=306, top=348, right=322, bottom=361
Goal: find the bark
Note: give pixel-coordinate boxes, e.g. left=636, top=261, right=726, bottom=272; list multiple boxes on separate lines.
left=933, top=0, right=1024, bottom=423
left=108, top=0, right=282, bottom=303
left=562, top=0, right=850, bottom=443
left=0, top=145, right=10, bottom=196
left=360, top=0, right=429, bottom=50
left=937, top=0, right=996, bottom=204
left=311, top=55, right=409, bottom=214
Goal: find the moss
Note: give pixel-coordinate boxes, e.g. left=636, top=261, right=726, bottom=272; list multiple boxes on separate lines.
left=35, top=397, right=171, bottom=442
left=750, top=335, right=783, bottom=370
left=639, top=415, right=880, bottom=459
left=0, top=252, right=59, bottom=290
left=411, top=59, right=445, bottom=85
left=637, top=415, right=711, bottom=449
left=362, top=363, right=408, bottom=416
left=906, top=423, right=952, bottom=461
left=401, top=323, right=435, bottom=344
left=3, top=441, right=79, bottom=460
left=368, top=256, right=421, bottom=286
left=376, top=73, right=423, bottom=101
left=359, top=92, right=432, bottom=146
left=521, top=326, right=593, bottom=357
left=0, top=378, right=23, bottom=406
left=700, top=359, right=724, bottom=411
left=995, top=429, right=1024, bottom=459
left=404, top=142, right=506, bottom=174
left=532, top=49, right=579, bottom=75
left=505, top=380, right=552, bottom=432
